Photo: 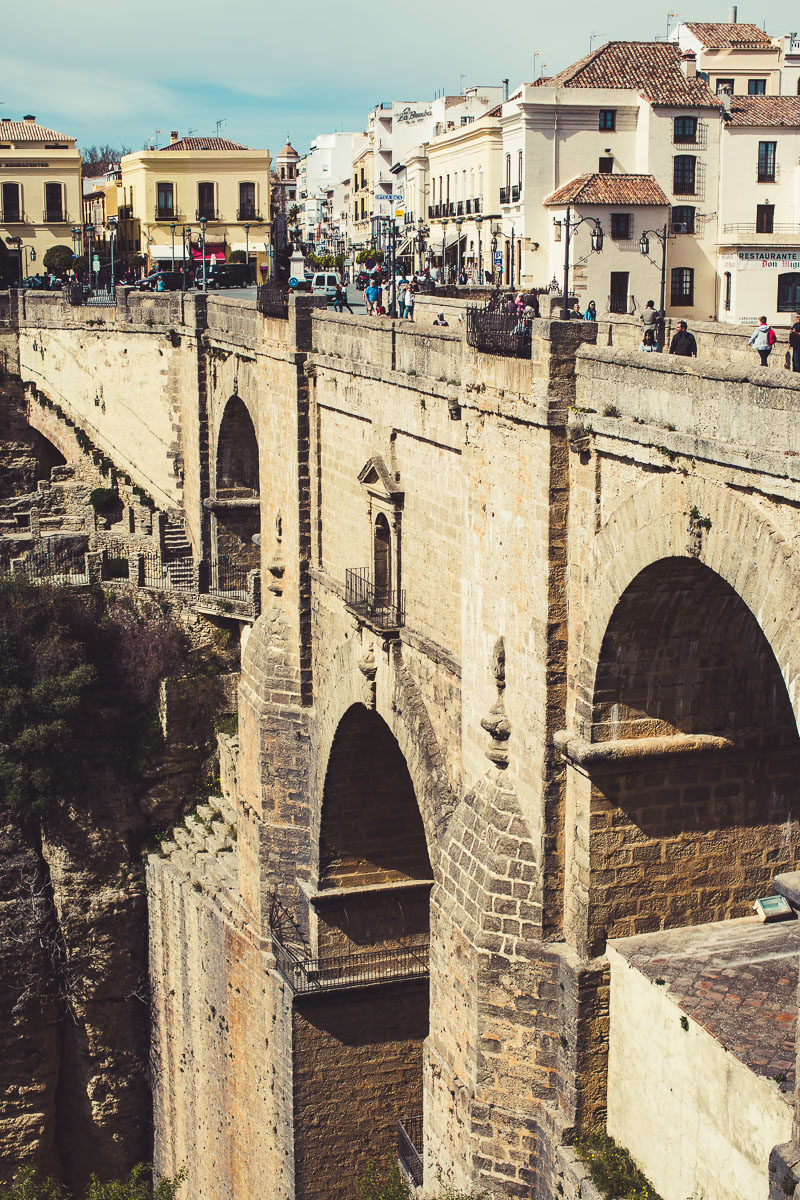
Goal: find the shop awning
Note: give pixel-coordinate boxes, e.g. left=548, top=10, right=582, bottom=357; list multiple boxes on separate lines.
left=192, top=242, right=225, bottom=261
left=150, top=245, right=190, bottom=260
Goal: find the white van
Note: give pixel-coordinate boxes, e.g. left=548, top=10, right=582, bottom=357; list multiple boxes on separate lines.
left=311, top=272, right=341, bottom=300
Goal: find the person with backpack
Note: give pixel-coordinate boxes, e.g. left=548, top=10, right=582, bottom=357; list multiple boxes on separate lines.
left=749, top=316, right=776, bottom=367
left=789, top=312, right=800, bottom=373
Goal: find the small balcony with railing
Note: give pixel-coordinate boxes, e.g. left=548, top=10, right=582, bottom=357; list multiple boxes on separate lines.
left=44, top=208, right=68, bottom=223
left=196, top=207, right=218, bottom=221
left=237, top=207, right=261, bottom=221
left=345, top=567, right=405, bottom=631
left=154, top=206, right=178, bottom=222
left=718, top=222, right=800, bottom=245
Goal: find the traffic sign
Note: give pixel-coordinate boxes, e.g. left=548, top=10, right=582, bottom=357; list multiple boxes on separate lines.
left=289, top=277, right=299, bottom=288
left=493, top=252, right=503, bottom=265
left=364, top=257, right=375, bottom=270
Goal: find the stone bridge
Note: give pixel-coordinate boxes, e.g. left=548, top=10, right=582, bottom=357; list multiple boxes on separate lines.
left=4, top=287, right=800, bottom=1200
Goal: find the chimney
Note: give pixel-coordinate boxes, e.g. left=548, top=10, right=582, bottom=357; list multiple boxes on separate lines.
left=23, top=114, right=36, bottom=122
left=680, top=50, right=697, bottom=79
left=729, top=5, right=738, bottom=22
left=170, top=130, right=179, bottom=143
left=502, top=78, right=509, bottom=101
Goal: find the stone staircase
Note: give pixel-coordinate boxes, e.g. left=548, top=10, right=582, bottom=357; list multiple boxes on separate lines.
left=157, top=785, right=238, bottom=902
left=163, top=513, right=193, bottom=560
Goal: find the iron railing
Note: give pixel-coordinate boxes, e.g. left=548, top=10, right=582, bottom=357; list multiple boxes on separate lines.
left=722, top=222, right=799, bottom=235
left=210, top=557, right=249, bottom=599
left=465, top=301, right=532, bottom=357
left=237, top=208, right=260, bottom=221
left=64, top=284, right=116, bottom=307
left=500, top=186, right=510, bottom=204
left=345, top=567, right=405, bottom=629
left=100, top=540, right=130, bottom=579
left=398, top=1116, right=424, bottom=1187
left=272, top=936, right=429, bottom=995
left=511, top=184, right=521, bottom=202
left=14, top=544, right=88, bottom=584
left=257, top=280, right=288, bottom=318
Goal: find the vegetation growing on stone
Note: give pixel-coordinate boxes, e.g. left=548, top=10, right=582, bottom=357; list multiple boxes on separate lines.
left=0, top=575, right=185, bottom=816
left=0, top=1165, right=184, bottom=1200
left=574, top=1131, right=662, bottom=1200
left=88, top=487, right=120, bottom=514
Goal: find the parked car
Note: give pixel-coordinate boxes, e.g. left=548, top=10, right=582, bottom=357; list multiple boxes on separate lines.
left=310, top=271, right=341, bottom=300
left=135, top=271, right=184, bottom=291
left=205, top=263, right=252, bottom=289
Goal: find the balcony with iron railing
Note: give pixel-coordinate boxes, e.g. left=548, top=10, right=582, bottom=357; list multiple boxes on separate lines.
left=345, top=567, right=405, bottom=631
left=500, top=186, right=509, bottom=204
left=44, top=209, right=69, bottom=223
left=1, top=210, right=26, bottom=223
left=237, top=208, right=261, bottom=221
left=196, top=207, right=218, bottom=221
left=398, top=1116, right=424, bottom=1187
left=719, top=222, right=800, bottom=244
left=154, top=207, right=178, bottom=221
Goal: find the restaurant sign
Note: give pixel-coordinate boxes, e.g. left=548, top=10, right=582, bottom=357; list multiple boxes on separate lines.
left=732, top=250, right=800, bottom=270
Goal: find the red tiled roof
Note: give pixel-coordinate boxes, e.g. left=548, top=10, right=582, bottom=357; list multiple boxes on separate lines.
left=277, top=141, right=299, bottom=158
left=684, top=21, right=773, bottom=49
left=160, top=137, right=249, bottom=151
left=536, top=40, right=719, bottom=109
left=725, top=95, right=800, bottom=127
left=0, top=119, right=74, bottom=142
left=544, top=173, right=670, bottom=206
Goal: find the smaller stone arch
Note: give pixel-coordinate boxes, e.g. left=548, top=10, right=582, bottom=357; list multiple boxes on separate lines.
left=211, top=395, right=260, bottom=571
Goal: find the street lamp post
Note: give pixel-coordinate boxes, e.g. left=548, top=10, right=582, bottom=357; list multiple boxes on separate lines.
left=244, top=223, right=250, bottom=282
left=476, top=216, right=484, bottom=285
left=559, top=205, right=605, bottom=320
left=199, top=217, right=208, bottom=292
left=170, top=222, right=176, bottom=272
left=639, top=222, right=670, bottom=336
left=455, top=217, right=464, bottom=282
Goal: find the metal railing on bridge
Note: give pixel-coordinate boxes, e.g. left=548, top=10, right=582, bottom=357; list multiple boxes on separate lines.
left=465, top=299, right=532, bottom=357
left=11, top=543, right=89, bottom=584
left=256, top=280, right=289, bottom=318
left=271, top=936, right=429, bottom=995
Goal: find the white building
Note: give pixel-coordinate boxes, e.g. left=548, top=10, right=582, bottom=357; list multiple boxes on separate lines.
left=297, top=132, right=358, bottom=247
left=497, top=41, right=723, bottom=317
left=716, top=95, right=800, bottom=324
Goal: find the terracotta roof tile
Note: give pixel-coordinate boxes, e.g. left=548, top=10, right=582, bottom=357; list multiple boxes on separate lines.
left=725, top=95, right=800, bottom=127
left=536, top=40, right=719, bottom=109
left=544, top=173, right=670, bottom=206
left=160, top=136, right=250, bottom=151
left=0, top=120, right=74, bottom=142
left=684, top=22, right=773, bottom=48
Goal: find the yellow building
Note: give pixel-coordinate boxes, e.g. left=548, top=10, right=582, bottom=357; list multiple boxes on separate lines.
left=0, top=115, right=82, bottom=280
left=120, top=133, right=271, bottom=274
left=678, top=22, right=782, bottom=95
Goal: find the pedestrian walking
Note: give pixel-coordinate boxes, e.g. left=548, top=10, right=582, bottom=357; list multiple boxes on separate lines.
left=333, top=284, right=353, bottom=314
left=397, top=276, right=408, bottom=319
left=364, top=279, right=380, bottom=316
left=404, top=284, right=415, bottom=321
left=749, top=315, right=777, bottom=367
left=790, top=313, right=800, bottom=373
left=669, top=320, right=697, bottom=357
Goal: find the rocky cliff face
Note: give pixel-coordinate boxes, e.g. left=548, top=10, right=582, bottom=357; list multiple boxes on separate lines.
left=0, top=595, right=237, bottom=1192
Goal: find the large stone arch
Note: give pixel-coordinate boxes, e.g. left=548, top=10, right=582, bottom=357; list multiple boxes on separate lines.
left=563, top=471, right=800, bottom=957
left=310, top=636, right=457, bottom=885
left=573, top=472, right=800, bottom=741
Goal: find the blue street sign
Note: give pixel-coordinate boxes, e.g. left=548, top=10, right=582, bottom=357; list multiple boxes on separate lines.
left=289, top=277, right=299, bottom=288
left=493, top=252, right=503, bottom=265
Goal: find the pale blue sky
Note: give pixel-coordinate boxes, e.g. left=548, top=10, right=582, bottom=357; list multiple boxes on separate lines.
left=2, top=0, right=798, bottom=159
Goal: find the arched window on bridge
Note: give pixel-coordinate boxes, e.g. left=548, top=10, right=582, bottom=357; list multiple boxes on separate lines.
left=373, top=512, right=391, bottom=610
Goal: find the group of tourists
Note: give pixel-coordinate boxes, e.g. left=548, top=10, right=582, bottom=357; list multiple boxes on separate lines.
left=363, top=274, right=420, bottom=318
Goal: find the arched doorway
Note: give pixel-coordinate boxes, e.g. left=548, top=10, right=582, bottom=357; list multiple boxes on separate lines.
left=211, top=396, right=260, bottom=573
left=292, top=705, right=431, bottom=1200
left=372, top=513, right=391, bottom=613
left=580, top=556, right=800, bottom=954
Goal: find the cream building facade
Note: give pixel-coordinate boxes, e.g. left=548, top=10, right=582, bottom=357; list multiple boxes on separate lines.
left=677, top=21, right=781, bottom=96
left=120, top=134, right=271, bottom=273
left=0, top=115, right=82, bottom=279
left=716, top=96, right=800, bottom=325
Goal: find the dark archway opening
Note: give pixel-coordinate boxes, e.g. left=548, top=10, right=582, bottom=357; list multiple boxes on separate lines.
left=212, top=396, right=260, bottom=572
left=292, top=704, right=431, bottom=1200
left=587, top=557, right=800, bottom=949
left=373, top=513, right=391, bottom=610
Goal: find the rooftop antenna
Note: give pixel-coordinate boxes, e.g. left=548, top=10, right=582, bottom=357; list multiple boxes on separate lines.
left=589, top=32, right=599, bottom=52
left=666, top=11, right=678, bottom=40
left=187, top=127, right=198, bottom=136
left=459, top=73, right=467, bottom=94
left=215, top=118, right=227, bottom=135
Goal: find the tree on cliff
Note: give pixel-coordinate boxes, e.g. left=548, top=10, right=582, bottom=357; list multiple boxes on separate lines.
left=0, top=576, right=185, bottom=816
left=0, top=1164, right=185, bottom=1200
